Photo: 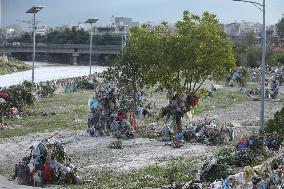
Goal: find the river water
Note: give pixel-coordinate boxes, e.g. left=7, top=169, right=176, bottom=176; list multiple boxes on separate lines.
left=0, top=61, right=107, bottom=88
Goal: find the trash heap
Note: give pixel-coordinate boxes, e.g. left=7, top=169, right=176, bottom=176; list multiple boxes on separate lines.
left=14, top=137, right=80, bottom=187
left=220, top=155, right=284, bottom=188
left=186, top=119, right=234, bottom=145
left=236, top=131, right=283, bottom=167
left=195, top=133, right=283, bottom=187
left=160, top=151, right=284, bottom=189
left=87, top=83, right=136, bottom=139
left=162, top=118, right=234, bottom=147
left=265, top=80, right=280, bottom=99
left=250, top=66, right=283, bottom=99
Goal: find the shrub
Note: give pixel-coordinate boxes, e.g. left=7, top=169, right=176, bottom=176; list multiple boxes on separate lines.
left=265, top=107, right=284, bottom=143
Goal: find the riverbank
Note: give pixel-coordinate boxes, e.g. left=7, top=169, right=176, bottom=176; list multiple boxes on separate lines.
left=0, top=57, right=31, bottom=75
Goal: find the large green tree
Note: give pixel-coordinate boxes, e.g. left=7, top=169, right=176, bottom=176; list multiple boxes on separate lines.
left=246, top=47, right=261, bottom=67
left=276, top=15, right=284, bottom=38
left=233, top=31, right=260, bottom=67
left=130, top=10, right=236, bottom=94
left=111, top=10, right=236, bottom=132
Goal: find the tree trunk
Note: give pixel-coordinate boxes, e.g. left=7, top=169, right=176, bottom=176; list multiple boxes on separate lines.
left=175, top=112, right=182, bottom=133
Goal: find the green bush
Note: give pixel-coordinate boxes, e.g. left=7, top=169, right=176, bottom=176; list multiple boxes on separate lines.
left=265, top=106, right=284, bottom=143
left=109, top=140, right=123, bottom=149
left=0, top=58, right=31, bottom=75
left=216, top=147, right=236, bottom=166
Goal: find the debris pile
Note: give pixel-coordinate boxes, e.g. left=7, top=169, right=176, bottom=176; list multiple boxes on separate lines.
left=87, top=83, right=136, bottom=139
left=14, top=137, right=81, bottom=187
left=221, top=155, right=284, bottom=188
left=161, top=118, right=234, bottom=147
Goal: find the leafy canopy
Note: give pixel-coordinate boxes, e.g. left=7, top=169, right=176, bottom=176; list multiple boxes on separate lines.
left=128, top=10, right=236, bottom=94
left=276, top=15, right=284, bottom=38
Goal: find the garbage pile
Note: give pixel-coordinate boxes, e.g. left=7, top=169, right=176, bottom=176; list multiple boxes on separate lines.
left=14, top=137, right=81, bottom=187
left=221, top=155, right=284, bottom=189
left=162, top=118, right=234, bottom=147
left=161, top=119, right=234, bottom=148
left=195, top=132, right=282, bottom=185
left=87, top=83, right=136, bottom=139
left=236, top=132, right=282, bottom=167
left=186, top=119, right=234, bottom=145
left=194, top=147, right=284, bottom=188
left=160, top=146, right=283, bottom=189
left=265, top=80, right=280, bottom=99
left=250, top=66, right=283, bottom=99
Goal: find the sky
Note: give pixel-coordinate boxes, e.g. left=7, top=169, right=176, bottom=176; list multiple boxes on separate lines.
left=1, top=0, right=284, bottom=30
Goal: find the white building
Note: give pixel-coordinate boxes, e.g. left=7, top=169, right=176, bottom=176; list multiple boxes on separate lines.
left=224, top=22, right=241, bottom=36
left=114, top=17, right=139, bottom=28
left=36, top=24, right=48, bottom=36
left=6, top=28, right=14, bottom=34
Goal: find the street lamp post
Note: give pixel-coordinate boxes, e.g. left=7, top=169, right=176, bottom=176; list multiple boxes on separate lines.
left=26, top=5, right=44, bottom=92
left=120, top=25, right=128, bottom=53
left=233, top=0, right=266, bottom=134
left=85, top=18, right=99, bottom=76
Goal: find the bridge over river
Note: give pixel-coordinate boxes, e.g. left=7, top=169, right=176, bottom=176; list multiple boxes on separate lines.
left=0, top=43, right=121, bottom=64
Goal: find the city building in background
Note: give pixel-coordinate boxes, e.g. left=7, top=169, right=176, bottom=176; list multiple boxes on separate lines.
left=114, top=17, right=139, bottom=28
left=36, top=24, right=48, bottom=36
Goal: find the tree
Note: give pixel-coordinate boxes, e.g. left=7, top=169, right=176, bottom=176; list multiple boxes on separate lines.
left=103, top=42, right=143, bottom=115
left=114, top=10, right=236, bottom=132
left=10, top=27, right=121, bottom=45
left=242, top=31, right=257, bottom=47
left=130, top=11, right=235, bottom=95
left=276, top=16, right=284, bottom=38
left=233, top=44, right=247, bottom=67
left=233, top=31, right=259, bottom=67
left=246, top=47, right=261, bottom=67
left=270, top=52, right=284, bottom=65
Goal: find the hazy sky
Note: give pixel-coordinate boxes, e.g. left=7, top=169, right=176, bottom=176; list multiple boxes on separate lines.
left=2, top=0, right=284, bottom=29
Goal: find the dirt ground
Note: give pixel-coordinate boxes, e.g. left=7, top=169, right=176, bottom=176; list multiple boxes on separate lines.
left=0, top=130, right=218, bottom=188
left=194, top=99, right=284, bottom=139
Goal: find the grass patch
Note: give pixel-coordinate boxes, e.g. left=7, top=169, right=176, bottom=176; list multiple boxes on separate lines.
left=1, top=90, right=94, bottom=138
left=193, top=87, right=250, bottom=115
left=0, top=59, right=31, bottom=75
left=72, top=158, right=196, bottom=189
left=1, top=86, right=254, bottom=138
